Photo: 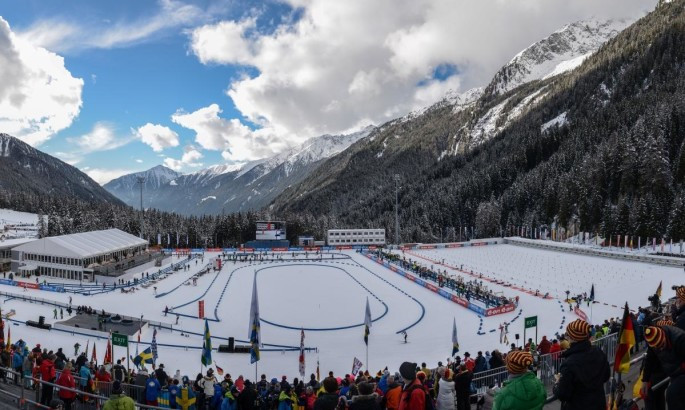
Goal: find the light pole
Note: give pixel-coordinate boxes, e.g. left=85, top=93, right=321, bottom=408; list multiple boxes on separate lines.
left=394, top=174, right=400, bottom=245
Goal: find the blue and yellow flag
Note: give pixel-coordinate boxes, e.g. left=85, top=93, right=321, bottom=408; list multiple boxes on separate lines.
left=451, top=318, right=459, bottom=356
left=132, top=347, right=154, bottom=368
left=363, top=297, right=372, bottom=346
left=176, top=387, right=196, bottom=410
left=201, top=319, right=212, bottom=366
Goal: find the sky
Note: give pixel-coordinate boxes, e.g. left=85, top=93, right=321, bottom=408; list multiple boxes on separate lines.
left=0, top=0, right=658, bottom=185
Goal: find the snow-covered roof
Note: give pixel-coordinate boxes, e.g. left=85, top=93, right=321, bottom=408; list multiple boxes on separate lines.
left=0, top=237, right=36, bottom=249
left=13, top=229, right=147, bottom=259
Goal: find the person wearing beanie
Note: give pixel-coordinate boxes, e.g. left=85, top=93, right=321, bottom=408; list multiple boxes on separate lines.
left=103, top=380, right=135, bottom=410
left=314, top=377, right=340, bottom=410
left=492, top=351, right=545, bottom=410
left=640, top=325, right=685, bottom=410
left=673, top=286, right=685, bottom=331
left=436, top=367, right=455, bottom=410
left=552, top=319, right=610, bottom=410
left=349, top=382, right=380, bottom=410
left=398, top=362, right=426, bottom=410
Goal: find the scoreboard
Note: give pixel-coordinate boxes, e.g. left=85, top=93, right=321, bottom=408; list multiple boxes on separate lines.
left=256, top=221, right=286, bottom=240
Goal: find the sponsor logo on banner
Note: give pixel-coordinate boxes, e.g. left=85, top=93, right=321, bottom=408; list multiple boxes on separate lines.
left=337, top=246, right=352, bottom=250
left=368, top=246, right=377, bottom=250
left=438, top=289, right=451, bottom=299
left=206, top=248, right=222, bottom=252
left=0, top=279, right=15, bottom=286
left=485, top=304, right=516, bottom=316
left=426, top=283, right=438, bottom=292
left=445, top=243, right=463, bottom=248
left=451, top=295, right=469, bottom=307
left=405, top=274, right=415, bottom=282
left=240, top=248, right=255, bottom=252
left=574, top=307, right=589, bottom=322
left=272, top=247, right=289, bottom=252
left=472, top=242, right=486, bottom=247
left=415, top=279, right=425, bottom=286
left=390, top=266, right=397, bottom=272
left=468, top=303, right=486, bottom=315
left=40, top=285, right=64, bottom=293
left=17, top=282, right=40, bottom=290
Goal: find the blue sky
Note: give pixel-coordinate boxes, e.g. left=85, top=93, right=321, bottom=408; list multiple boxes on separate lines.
left=0, top=0, right=656, bottom=184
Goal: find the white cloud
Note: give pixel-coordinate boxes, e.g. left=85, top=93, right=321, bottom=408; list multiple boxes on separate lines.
left=163, top=145, right=204, bottom=171
left=68, top=122, right=132, bottom=153
left=137, top=123, right=179, bottom=152
left=0, top=17, right=83, bottom=146
left=18, top=0, right=209, bottom=53
left=171, top=103, right=288, bottom=161
left=190, top=0, right=655, bottom=144
left=83, top=168, right=137, bottom=185
left=135, top=159, right=144, bottom=163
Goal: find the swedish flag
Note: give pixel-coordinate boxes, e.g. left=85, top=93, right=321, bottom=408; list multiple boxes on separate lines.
left=201, top=319, right=212, bottom=366
left=176, top=387, right=196, bottom=410
left=132, top=347, right=154, bottom=368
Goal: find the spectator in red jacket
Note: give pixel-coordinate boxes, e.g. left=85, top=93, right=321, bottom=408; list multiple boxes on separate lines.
left=398, top=362, right=425, bottom=410
left=57, top=363, right=77, bottom=410
left=462, top=353, right=475, bottom=373
left=538, top=336, right=552, bottom=355
left=39, top=354, right=56, bottom=406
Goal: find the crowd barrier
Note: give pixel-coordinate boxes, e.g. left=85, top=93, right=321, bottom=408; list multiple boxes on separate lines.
left=399, top=239, right=501, bottom=251
left=0, top=279, right=64, bottom=293
left=363, top=253, right=516, bottom=317
left=162, top=245, right=383, bottom=254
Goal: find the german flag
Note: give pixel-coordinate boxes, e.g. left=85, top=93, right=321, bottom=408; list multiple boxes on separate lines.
left=614, top=303, right=635, bottom=374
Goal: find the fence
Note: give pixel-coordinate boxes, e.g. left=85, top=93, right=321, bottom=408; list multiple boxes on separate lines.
left=471, top=332, right=622, bottom=398
left=0, top=367, right=165, bottom=410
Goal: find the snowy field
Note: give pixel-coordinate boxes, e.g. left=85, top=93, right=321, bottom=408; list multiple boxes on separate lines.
left=0, top=208, right=40, bottom=240
left=0, top=246, right=682, bottom=381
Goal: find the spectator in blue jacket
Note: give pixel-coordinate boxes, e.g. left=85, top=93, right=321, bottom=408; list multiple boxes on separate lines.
left=145, top=372, right=161, bottom=406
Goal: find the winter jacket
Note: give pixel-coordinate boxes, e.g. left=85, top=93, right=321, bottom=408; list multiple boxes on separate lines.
left=22, top=356, right=32, bottom=375
left=492, top=372, right=545, bottom=410
left=169, top=384, right=180, bottom=408
left=112, top=364, right=126, bottom=382
left=398, top=380, right=426, bottom=410
left=642, top=325, right=685, bottom=382
left=538, top=337, right=551, bottom=355
left=552, top=340, right=610, bottom=410
left=103, top=393, right=136, bottom=410
left=314, top=393, right=340, bottom=410
left=474, top=355, right=487, bottom=373
left=155, top=368, right=168, bottom=385
left=79, top=366, right=92, bottom=387
left=436, top=378, right=455, bottom=410
left=278, top=390, right=294, bottom=410
left=57, top=369, right=77, bottom=400
left=674, top=304, right=685, bottom=331
left=349, top=393, right=380, bottom=410
left=11, top=351, right=23, bottom=369
left=384, top=384, right=402, bottom=410
left=145, top=376, right=161, bottom=402
left=489, top=354, right=504, bottom=370
left=304, top=393, right=317, bottom=410
left=239, top=386, right=257, bottom=410
left=549, top=343, right=561, bottom=355
left=222, top=390, right=237, bottom=410
left=201, top=375, right=218, bottom=396
left=39, top=358, right=56, bottom=382
left=453, top=370, right=472, bottom=399
left=463, top=358, right=475, bottom=373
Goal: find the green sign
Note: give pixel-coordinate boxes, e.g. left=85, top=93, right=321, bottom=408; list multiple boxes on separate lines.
left=112, top=333, right=128, bottom=347
left=524, top=316, right=538, bottom=329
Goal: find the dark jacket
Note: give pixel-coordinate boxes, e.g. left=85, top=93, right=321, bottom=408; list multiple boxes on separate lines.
left=674, top=305, right=685, bottom=332
left=314, top=393, right=340, bottom=410
left=239, top=385, right=257, bottom=410
left=642, top=325, right=685, bottom=382
left=552, top=340, right=610, bottom=410
left=349, top=394, right=380, bottom=410
left=453, top=370, right=472, bottom=398
left=489, top=354, right=505, bottom=370
left=155, top=368, right=168, bottom=386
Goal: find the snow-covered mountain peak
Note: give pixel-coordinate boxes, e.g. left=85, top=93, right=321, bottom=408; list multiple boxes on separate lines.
left=486, top=18, right=633, bottom=97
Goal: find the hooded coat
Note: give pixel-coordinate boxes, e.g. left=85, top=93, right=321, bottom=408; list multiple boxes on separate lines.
left=552, top=340, right=610, bottom=410
left=492, top=372, right=545, bottom=410
left=436, top=377, right=456, bottom=410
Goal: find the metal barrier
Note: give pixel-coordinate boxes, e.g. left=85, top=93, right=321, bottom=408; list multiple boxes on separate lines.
left=470, top=332, right=620, bottom=397
left=0, top=367, right=166, bottom=410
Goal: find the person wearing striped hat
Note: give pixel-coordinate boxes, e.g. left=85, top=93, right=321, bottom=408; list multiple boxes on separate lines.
left=673, top=286, right=685, bottom=331
left=552, top=319, right=609, bottom=410
left=640, top=325, right=685, bottom=410
left=492, top=351, right=545, bottom=410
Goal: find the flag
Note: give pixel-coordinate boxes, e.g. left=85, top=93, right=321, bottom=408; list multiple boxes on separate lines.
left=177, top=386, right=196, bottom=410
left=91, top=343, right=97, bottom=364
left=104, top=336, right=112, bottom=365
left=5, top=325, right=10, bottom=352
left=590, top=284, right=595, bottom=302
left=136, top=331, right=140, bottom=356
left=614, top=303, right=636, bottom=374
left=299, top=329, right=306, bottom=378
left=216, top=365, right=224, bottom=376
left=352, top=357, right=364, bottom=375
left=248, top=274, right=261, bottom=364
left=451, top=318, right=459, bottom=356
left=133, top=347, right=154, bottom=368
left=201, top=319, right=212, bottom=366
left=85, top=340, right=89, bottom=358
left=363, top=297, right=372, bottom=346
left=151, top=329, right=158, bottom=364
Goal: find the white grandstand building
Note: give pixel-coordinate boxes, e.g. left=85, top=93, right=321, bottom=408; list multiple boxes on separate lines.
left=10, top=229, right=149, bottom=282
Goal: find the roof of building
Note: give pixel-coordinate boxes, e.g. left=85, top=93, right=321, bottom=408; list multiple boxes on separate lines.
left=0, top=237, right=36, bottom=249
left=12, top=229, right=147, bottom=259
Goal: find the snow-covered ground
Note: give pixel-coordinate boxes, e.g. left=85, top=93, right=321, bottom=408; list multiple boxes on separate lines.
left=0, top=208, right=41, bottom=240
left=0, top=246, right=681, bottom=381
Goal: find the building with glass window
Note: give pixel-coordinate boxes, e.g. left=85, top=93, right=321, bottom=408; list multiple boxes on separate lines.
left=326, top=229, right=386, bottom=246
left=10, top=228, right=148, bottom=282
